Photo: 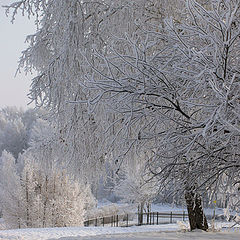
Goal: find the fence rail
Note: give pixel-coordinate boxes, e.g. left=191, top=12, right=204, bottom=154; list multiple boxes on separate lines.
left=84, top=211, right=188, bottom=227
left=137, top=211, right=188, bottom=225
left=84, top=213, right=130, bottom=227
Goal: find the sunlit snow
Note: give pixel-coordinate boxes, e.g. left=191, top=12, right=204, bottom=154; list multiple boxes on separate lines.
left=0, top=224, right=239, bottom=240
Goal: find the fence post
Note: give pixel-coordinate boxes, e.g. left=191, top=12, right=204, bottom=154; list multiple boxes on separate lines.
left=150, top=212, right=152, bottom=225
left=183, top=211, right=185, bottom=221
left=111, top=216, right=113, bottom=227
left=103, top=217, right=104, bottom=227
left=138, top=205, right=139, bottom=221
left=116, top=215, right=119, bottom=227
left=138, top=210, right=142, bottom=226
left=157, top=212, right=159, bottom=225
left=126, top=214, right=128, bottom=227
left=170, top=212, right=173, bottom=223
left=95, top=218, right=98, bottom=227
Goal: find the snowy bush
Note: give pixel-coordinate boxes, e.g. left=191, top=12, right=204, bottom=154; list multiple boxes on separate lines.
left=177, top=221, right=189, bottom=232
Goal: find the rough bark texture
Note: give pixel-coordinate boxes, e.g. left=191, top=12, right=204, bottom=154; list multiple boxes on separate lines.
left=185, top=190, right=208, bottom=231
left=138, top=203, right=144, bottom=225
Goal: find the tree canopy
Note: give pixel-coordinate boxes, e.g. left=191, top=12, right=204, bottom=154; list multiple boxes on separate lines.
left=4, top=0, right=240, bottom=231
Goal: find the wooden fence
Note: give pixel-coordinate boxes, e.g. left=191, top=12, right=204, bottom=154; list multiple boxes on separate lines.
left=84, top=211, right=188, bottom=227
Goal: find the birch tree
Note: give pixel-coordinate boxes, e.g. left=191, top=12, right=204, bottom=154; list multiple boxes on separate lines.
left=81, top=0, right=240, bottom=230
left=0, top=151, right=23, bottom=229
left=5, top=0, right=240, bottom=231
left=5, top=0, right=184, bottom=181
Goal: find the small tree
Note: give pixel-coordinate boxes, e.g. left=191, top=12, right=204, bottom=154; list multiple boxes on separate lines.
left=0, top=151, right=23, bottom=229
left=114, top=160, right=157, bottom=224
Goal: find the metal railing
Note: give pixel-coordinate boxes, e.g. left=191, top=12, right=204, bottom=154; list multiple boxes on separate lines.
left=84, top=211, right=188, bottom=227
left=84, top=213, right=131, bottom=227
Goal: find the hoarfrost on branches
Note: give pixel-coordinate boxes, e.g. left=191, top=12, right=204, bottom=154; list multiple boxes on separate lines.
left=4, top=0, right=240, bottom=231
left=82, top=0, right=240, bottom=203
left=5, top=0, right=186, bottom=181
left=114, top=154, right=158, bottom=209
left=0, top=150, right=96, bottom=229
left=0, top=107, right=40, bottom=158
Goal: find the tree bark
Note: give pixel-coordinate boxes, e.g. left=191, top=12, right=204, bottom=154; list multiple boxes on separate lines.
left=138, top=203, right=144, bottom=225
left=185, top=190, right=208, bottom=231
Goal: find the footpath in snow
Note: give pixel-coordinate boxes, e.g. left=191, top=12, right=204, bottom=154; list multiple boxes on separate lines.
left=0, top=223, right=240, bottom=240
left=62, top=230, right=240, bottom=240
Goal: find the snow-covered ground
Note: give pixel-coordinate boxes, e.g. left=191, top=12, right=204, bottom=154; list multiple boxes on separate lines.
left=0, top=202, right=239, bottom=240
left=0, top=223, right=239, bottom=240
left=0, top=224, right=177, bottom=240
left=64, top=230, right=240, bottom=240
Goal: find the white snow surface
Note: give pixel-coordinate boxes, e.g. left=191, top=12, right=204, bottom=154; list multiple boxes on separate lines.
left=0, top=224, right=239, bottom=240
left=0, top=225, right=177, bottom=240
left=0, top=203, right=239, bottom=239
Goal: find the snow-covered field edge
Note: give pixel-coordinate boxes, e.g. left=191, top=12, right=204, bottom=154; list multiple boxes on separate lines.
left=0, top=222, right=240, bottom=240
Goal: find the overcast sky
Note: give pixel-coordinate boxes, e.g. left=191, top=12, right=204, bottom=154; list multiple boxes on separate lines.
left=0, top=0, right=36, bottom=109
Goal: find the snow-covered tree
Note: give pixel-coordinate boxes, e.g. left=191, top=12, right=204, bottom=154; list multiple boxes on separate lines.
left=5, top=0, right=240, bottom=231
left=80, top=0, right=239, bottom=230
left=0, top=149, right=96, bottom=229
left=0, top=151, right=23, bottom=229
left=114, top=156, right=158, bottom=224
left=0, top=107, right=40, bottom=158
left=4, top=0, right=187, bottom=183
left=115, top=165, right=156, bottom=205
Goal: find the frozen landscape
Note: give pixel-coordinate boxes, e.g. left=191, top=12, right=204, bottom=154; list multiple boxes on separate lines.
left=0, top=203, right=239, bottom=240
left=0, top=1, right=240, bottom=240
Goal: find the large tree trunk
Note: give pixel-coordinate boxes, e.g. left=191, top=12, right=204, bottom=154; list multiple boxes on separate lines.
left=185, top=190, right=208, bottom=231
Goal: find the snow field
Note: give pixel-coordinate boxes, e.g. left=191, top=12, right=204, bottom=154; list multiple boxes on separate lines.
left=0, top=223, right=239, bottom=240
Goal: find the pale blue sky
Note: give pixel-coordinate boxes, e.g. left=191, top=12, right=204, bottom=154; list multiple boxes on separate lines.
left=0, top=0, right=36, bottom=109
